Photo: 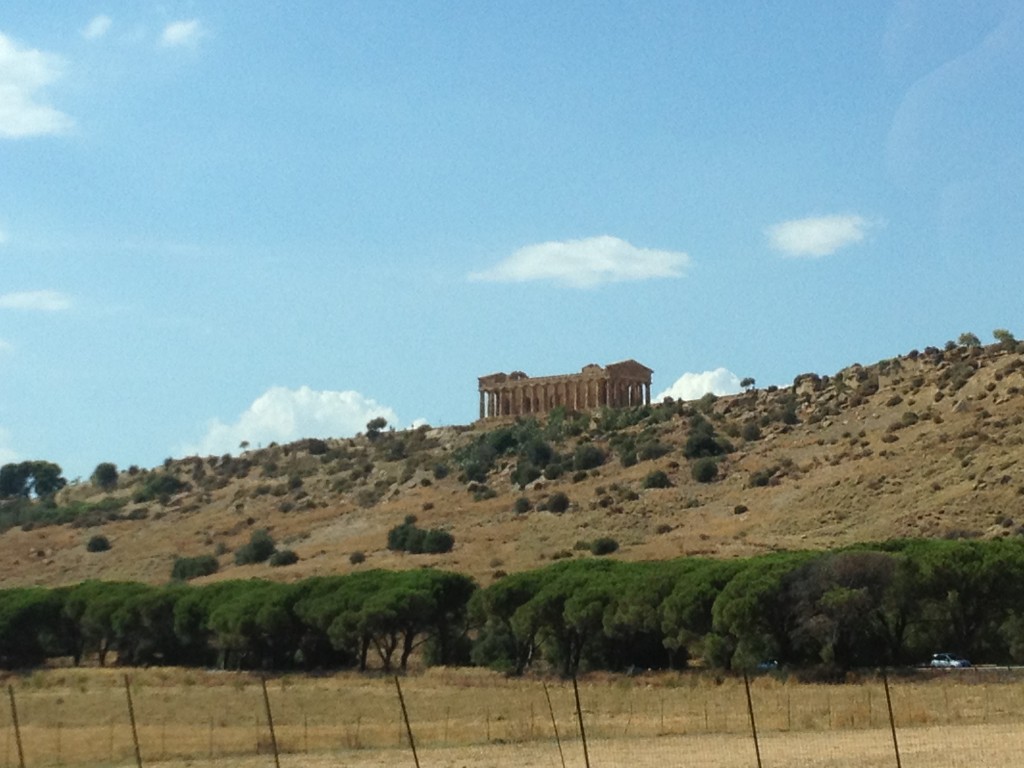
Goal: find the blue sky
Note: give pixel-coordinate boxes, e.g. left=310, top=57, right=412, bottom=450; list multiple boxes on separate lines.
left=1, top=1, right=1022, bottom=480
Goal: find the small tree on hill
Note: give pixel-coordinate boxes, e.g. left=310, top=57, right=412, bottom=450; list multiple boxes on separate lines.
left=366, top=417, right=388, bottom=440
left=91, top=462, right=119, bottom=491
left=958, top=332, right=981, bottom=348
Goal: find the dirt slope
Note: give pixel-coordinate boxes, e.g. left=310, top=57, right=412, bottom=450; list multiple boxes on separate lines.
left=4, top=341, right=1024, bottom=588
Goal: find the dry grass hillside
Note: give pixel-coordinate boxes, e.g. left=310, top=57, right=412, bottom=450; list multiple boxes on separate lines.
left=5, top=340, right=1024, bottom=589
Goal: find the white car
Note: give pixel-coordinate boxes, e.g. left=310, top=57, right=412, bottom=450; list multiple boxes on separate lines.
left=930, top=652, right=971, bottom=668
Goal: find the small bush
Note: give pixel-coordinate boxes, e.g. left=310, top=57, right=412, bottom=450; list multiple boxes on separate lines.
left=543, top=463, right=564, bottom=481
left=637, top=441, right=671, bottom=461
left=387, top=520, right=454, bottom=554
left=548, top=492, right=570, bottom=514
left=132, top=473, right=187, bottom=503
left=513, top=497, right=532, bottom=514
left=423, top=528, right=455, bottom=553
left=171, top=554, right=219, bottom=581
left=234, top=529, right=276, bottom=565
left=573, top=444, right=606, bottom=471
left=691, top=457, right=719, bottom=483
left=349, top=550, right=366, bottom=565
left=642, top=470, right=672, bottom=489
left=86, top=534, right=111, bottom=553
left=590, top=537, right=619, bottom=555
left=269, top=549, right=299, bottom=567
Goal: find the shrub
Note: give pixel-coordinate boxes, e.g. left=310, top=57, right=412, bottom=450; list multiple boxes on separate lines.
left=91, top=462, right=119, bottom=491
left=423, top=528, right=455, bottom=554
left=349, top=550, right=366, bottom=565
left=512, top=461, right=541, bottom=488
left=132, top=473, right=187, bottom=503
left=749, top=465, right=780, bottom=487
left=513, top=497, right=532, bottom=514
left=741, top=422, right=762, bottom=442
left=590, top=537, right=619, bottom=555
left=684, top=415, right=728, bottom=458
left=86, top=534, right=111, bottom=553
left=432, top=463, right=450, bottom=480
left=637, top=441, right=671, bottom=461
left=305, top=438, right=329, bottom=455
left=548, top=492, right=570, bottom=514
left=734, top=504, right=749, bottom=515
left=543, top=463, right=564, bottom=481
left=171, top=554, right=219, bottom=581
left=269, top=549, right=299, bottom=567
left=691, top=457, right=719, bottom=483
left=234, top=529, right=276, bottom=565
left=387, top=520, right=454, bottom=554
left=573, top=444, right=606, bottom=471
left=642, top=470, right=672, bottom=489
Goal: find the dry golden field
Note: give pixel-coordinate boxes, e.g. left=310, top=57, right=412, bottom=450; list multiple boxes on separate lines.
left=2, top=667, right=1023, bottom=767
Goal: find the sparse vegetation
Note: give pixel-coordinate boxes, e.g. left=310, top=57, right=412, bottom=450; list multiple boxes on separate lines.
left=691, top=457, right=719, bottom=483
left=590, top=536, right=619, bottom=555
left=234, top=529, right=277, bottom=565
left=171, top=554, right=219, bottom=581
left=86, top=534, right=111, bottom=552
left=642, top=470, right=672, bottom=489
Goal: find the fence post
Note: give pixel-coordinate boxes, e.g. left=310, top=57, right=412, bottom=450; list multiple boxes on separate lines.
left=123, top=675, right=143, bottom=768
left=882, top=671, right=903, bottom=768
left=542, top=682, right=567, bottom=768
left=7, top=686, right=25, bottom=768
left=260, top=677, right=281, bottom=768
left=393, top=675, right=421, bottom=768
left=743, top=673, right=763, bottom=768
left=572, top=676, right=591, bottom=768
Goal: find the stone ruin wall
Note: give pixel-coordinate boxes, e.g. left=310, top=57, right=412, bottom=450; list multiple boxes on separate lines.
left=478, top=360, right=653, bottom=420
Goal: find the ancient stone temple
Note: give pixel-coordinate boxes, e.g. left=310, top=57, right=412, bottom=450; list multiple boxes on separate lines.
left=478, top=360, right=653, bottom=420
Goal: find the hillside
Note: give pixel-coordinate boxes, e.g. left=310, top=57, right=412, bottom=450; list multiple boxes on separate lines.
left=4, top=339, right=1024, bottom=589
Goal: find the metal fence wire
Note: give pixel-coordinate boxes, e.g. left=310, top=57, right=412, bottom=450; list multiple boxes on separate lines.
left=1, top=667, right=1023, bottom=767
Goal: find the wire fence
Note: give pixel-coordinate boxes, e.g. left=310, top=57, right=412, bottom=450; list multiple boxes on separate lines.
left=1, top=667, right=1023, bottom=767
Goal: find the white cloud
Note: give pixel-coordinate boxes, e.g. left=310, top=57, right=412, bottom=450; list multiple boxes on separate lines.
left=469, top=235, right=690, bottom=288
left=184, top=386, right=400, bottom=457
left=766, top=214, right=870, bottom=257
left=0, top=32, right=73, bottom=138
left=0, top=338, right=13, bottom=354
left=82, top=15, right=112, bottom=40
left=0, top=290, right=72, bottom=311
left=161, top=20, right=204, bottom=48
left=654, top=368, right=742, bottom=403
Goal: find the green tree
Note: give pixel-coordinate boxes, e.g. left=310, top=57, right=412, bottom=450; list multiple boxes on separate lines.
left=993, top=328, right=1017, bottom=351
left=958, top=332, right=981, bottom=348
left=91, top=462, right=119, bottom=491
left=366, top=417, right=388, bottom=440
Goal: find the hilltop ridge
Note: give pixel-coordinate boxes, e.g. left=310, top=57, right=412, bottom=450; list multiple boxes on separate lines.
left=4, top=336, right=1024, bottom=588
